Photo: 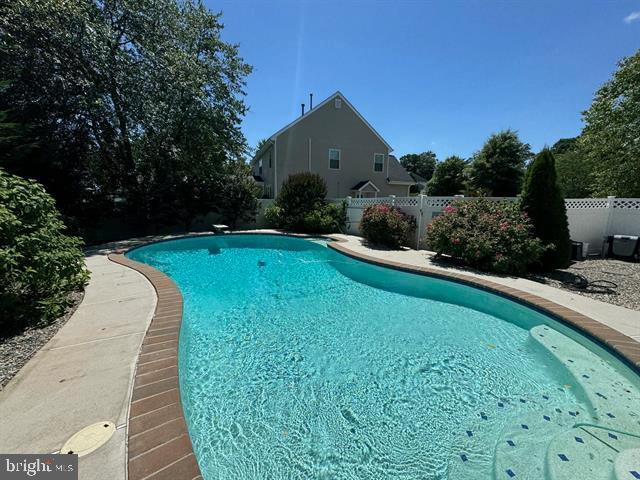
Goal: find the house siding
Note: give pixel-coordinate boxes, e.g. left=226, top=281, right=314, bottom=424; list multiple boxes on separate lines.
left=273, top=96, right=402, bottom=198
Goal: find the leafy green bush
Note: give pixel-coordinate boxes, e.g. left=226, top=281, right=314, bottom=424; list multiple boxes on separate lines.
left=0, top=169, right=89, bottom=330
left=216, top=161, right=261, bottom=229
left=426, top=198, right=545, bottom=274
left=360, top=204, right=416, bottom=248
left=302, top=202, right=347, bottom=234
left=520, top=149, right=571, bottom=270
left=276, top=173, right=328, bottom=230
left=264, top=204, right=283, bottom=229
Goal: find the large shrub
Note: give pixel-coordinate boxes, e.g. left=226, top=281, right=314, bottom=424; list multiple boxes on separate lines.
left=276, top=173, right=327, bottom=229
left=0, top=169, right=89, bottom=330
left=426, top=198, right=545, bottom=274
left=216, top=161, right=261, bottom=229
left=520, top=149, right=571, bottom=270
left=301, top=202, right=347, bottom=234
left=360, top=204, right=416, bottom=248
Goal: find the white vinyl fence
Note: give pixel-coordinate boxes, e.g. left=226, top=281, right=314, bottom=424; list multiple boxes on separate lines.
left=255, top=196, right=640, bottom=254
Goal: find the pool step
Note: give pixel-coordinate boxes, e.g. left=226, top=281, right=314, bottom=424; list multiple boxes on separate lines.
left=530, top=325, right=640, bottom=437
left=491, top=409, right=582, bottom=480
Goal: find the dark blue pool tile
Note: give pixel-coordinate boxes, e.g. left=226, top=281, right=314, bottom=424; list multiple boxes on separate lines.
left=558, top=454, right=569, bottom=462
left=506, top=469, right=516, bottom=478
left=582, top=374, right=590, bottom=379
left=608, top=433, right=618, bottom=440
left=460, top=454, right=468, bottom=462
left=543, top=415, right=550, bottom=421
left=498, top=402, right=504, bottom=407
left=555, top=408, right=562, bottom=414
left=542, top=395, right=549, bottom=400
left=606, top=412, right=616, bottom=418
left=466, top=430, right=473, bottom=437
left=596, top=392, right=608, bottom=400
left=569, top=411, right=577, bottom=417
left=574, top=437, right=584, bottom=444
left=519, top=398, right=526, bottom=403
left=507, top=440, right=515, bottom=447
left=480, top=412, right=488, bottom=420
left=521, top=424, right=529, bottom=430
left=630, top=471, right=640, bottom=479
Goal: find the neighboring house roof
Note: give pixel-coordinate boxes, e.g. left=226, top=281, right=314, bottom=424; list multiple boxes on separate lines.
left=351, top=180, right=380, bottom=192
left=387, top=155, right=414, bottom=185
left=409, top=172, right=427, bottom=184
left=265, top=91, right=393, bottom=153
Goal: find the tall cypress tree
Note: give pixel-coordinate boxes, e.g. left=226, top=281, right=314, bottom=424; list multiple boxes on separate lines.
left=520, top=149, right=571, bottom=270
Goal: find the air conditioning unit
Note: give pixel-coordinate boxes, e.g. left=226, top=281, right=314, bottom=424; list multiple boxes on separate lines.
left=606, top=235, right=640, bottom=261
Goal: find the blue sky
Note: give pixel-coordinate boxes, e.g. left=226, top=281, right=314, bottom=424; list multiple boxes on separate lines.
left=207, top=0, right=640, bottom=160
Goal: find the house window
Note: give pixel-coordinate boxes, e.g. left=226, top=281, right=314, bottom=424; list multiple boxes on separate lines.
left=374, top=153, right=385, bottom=172
left=268, top=151, right=272, bottom=168
left=329, top=149, right=341, bottom=169
left=335, top=98, right=342, bottom=109
left=258, top=159, right=263, bottom=176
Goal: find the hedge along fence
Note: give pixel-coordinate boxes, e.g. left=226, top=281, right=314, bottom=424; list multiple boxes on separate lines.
left=339, top=196, right=640, bottom=252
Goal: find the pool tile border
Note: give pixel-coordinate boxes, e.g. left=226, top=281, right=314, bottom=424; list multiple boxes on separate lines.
left=108, top=232, right=640, bottom=480
left=107, top=253, right=202, bottom=480
left=327, top=239, right=640, bottom=372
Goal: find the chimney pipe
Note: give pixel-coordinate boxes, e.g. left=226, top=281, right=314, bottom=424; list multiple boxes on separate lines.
left=309, top=93, right=313, bottom=110
left=301, top=103, right=305, bottom=116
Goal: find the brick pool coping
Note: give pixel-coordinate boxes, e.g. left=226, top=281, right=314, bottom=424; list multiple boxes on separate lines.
left=108, top=232, right=640, bottom=480
left=108, top=253, right=202, bottom=480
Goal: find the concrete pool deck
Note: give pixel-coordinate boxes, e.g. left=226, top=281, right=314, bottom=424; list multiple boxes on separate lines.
left=0, top=230, right=638, bottom=480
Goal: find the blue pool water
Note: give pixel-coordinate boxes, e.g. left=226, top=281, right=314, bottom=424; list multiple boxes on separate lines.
left=128, top=235, right=640, bottom=480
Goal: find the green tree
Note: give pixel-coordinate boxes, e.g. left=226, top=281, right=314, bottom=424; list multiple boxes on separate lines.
left=426, top=156, right=467, bottom=195
left=551, top=138, right=593, bottom=198
left=520, top=149, right=571, bottom=270
left=580, top=50, right=640, bottom=197
left=466, top=130, right=532, bottom=196
left=0, top=0, right=251, bottom=233
left=399, top=151, right=437, bottom=180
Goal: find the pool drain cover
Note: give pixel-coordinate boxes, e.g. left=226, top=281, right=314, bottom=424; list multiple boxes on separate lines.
left=61, top=421, right=115, bottom=457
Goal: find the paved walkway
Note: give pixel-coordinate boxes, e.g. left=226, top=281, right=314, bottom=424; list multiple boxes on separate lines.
left=0, top=253, right=156, bottom=480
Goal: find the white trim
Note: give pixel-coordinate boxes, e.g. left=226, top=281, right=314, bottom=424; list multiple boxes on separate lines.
left=268, top=91, right=393, bottom=152
left=353, top=180, right=380, bottom=192
left=328, top=148, right=341, bottom=170
left=274, top=140, right=278, bottom=197
left=373, top=153, right=385, bottom=173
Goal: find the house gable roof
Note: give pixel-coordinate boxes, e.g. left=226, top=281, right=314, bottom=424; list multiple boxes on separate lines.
left=351, top=180, right=380, bottom=192
left=386, top=155, right=414, bottom=184
left=268, top=91, right=393, bottom=152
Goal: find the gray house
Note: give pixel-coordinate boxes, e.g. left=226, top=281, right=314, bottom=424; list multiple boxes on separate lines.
left=251, top=91, right=414, bottom=199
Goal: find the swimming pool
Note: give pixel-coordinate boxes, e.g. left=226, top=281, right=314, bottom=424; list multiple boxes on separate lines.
left=128, top=234, right=640, bottom=480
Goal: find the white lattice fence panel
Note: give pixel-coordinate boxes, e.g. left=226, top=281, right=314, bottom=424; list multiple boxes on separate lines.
left=565, top=198, right=610, bottom=209
left=394, top=197, right=419, bottom=207
left=349, top=197, right=394, bottom=208
left=613, top=198, right=640, bottom=210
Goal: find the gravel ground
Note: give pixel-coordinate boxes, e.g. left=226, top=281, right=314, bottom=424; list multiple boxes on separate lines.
left=0, top=291, right=84, bottom=390
left=530, top=259, right=640, bottom=311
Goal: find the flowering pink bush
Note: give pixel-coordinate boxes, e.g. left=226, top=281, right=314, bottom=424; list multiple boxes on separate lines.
left=426, top=198, right=546, bottom=274
left=360, top=204, right=416, bottom=248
